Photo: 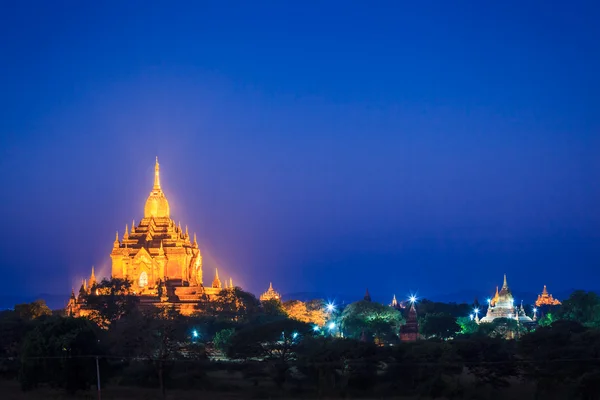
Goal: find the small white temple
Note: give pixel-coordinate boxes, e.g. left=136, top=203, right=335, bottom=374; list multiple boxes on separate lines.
left=480, top=274, right=533, bottom=323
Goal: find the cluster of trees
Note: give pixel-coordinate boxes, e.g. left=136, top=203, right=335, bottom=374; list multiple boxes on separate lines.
left=3, top=282, right=600, bottom=399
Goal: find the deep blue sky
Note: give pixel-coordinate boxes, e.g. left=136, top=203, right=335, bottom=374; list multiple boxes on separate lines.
left=1, top=1, right=598, bottom=304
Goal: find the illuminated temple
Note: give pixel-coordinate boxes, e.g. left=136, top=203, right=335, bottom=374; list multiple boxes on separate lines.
left=68, top=158, right=233, bottom=316
left=535, top=285, right=561, bottom=307
left=480, top=274, right=533, bottom=323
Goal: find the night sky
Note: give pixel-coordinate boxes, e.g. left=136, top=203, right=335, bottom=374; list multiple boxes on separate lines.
left=1, top=1, right=598, bottom=304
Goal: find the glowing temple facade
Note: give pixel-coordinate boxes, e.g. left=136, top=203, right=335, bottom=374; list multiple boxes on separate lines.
left=535, top=285, right=561, bottom=307
left=68, top=158, right=233, bottom=316
left=260, top=282, right=281, bottom=302
left=480, top=274, right=533, bottom=323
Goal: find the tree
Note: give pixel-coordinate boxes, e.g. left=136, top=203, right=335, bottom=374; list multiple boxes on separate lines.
left=227, top=318, right=311, bottom=362
left=556, top=290, right=600, bottom=327
left=283, top=299, right=328, bottom=326
left=538, top=312, right=555, bottom=327
left=14, top=299, right=52, bottom=320
left=457, top=316, right=479, bottom=334
left=84, top=278, right=139, bottom=326
left=262, top=299, right=287, bottom=318
left=340, top=300, right=403, bottom=343
left=210, top=288, right=261, bottom=322
left=420, top=313, right=460, bottom=340
left=213, top=328, right=235, bottom=352
left=109, top=306, right=194, bottom=398
left=19, top=316, right=105, bottom=393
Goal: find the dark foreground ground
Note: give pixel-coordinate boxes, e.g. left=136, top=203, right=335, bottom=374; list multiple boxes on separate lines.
left=1, top=379, right=543, bottom=400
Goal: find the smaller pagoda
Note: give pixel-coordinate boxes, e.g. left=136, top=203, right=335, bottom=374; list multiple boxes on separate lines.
left=260, top=282, right=281, bottom=302
left=400, top=302, right=419, bottom=342
left=535, top=285, right=561, bottom=307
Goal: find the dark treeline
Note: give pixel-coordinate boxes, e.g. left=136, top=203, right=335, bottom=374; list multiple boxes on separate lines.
left=2, top=280, right=600, bottom=399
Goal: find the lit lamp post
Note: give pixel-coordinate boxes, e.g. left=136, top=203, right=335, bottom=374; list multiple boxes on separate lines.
left=473, top=308, right=480, bottom=324
left=533, top=307, right=538, bottom=321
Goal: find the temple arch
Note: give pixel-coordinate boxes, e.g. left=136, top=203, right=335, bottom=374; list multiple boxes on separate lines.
left=139, top=271, right=148, bottom=288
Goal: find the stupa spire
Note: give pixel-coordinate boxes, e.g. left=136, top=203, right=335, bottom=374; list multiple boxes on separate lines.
left=229, top=277, right=233, bottom=288
left=90, top=266, right=96, bottom=286
left=212, top=268, right=222, bottom=289
left=364, top=288, right=372, bottom=302
left=131, top=219, right=135, bottom=233
left=154, top=156, right=161, bottom=189
left=193, top=233, right=198, bottom=247
left=502, top=274, right=508, bottom=289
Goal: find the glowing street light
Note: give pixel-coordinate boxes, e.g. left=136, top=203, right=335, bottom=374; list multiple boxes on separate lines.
left=292, top=332, right=299, bottom=339
left=326, top=302, right=336, bottom=313
left=409, top=295, right=417, bottom=304
left=192, top=330, right=199, bottom=338
left=474, top=308, right=480, bottom=316
left=313, top=325, right=320, bottom=332
left=486, top=298, right=491, bottom=305
left=328, top=322, right=336, bottom=330
left=469, top=314, right=474, bottom=321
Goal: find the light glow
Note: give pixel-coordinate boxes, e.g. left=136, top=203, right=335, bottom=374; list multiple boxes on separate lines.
left=328, top=322, right=336, bottom=330
left=326, top=303, right=336, bottom=312
left=409, top=295, right=417, bottom=304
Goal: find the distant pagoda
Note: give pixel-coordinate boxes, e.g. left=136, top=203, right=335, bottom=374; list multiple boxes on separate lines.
left=400, top=302, right=419, bottom=342
left=535, top=285, right=561, bottom=307
left=260, top=282, right=281, bottom=302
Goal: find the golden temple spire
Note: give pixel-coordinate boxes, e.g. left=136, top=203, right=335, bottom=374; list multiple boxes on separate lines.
left=124, top=224, right=129, bottom=237
left=114, top=231, right=120, bottom=247
left=502, top=274, right=508, bottom=289
left=193, top=233, right=198, bottom=247
left=185, top=225, right=189, bottom=237
left=542, top=285, right=548, bottom=295
left=154, top=156, right=161, bottom=189
left=212, top=268, right=222, bottom=289
left=131, top=219, right=135, bottom=233
left=229, top=277, right=233, bottom=288
left=90, top=266, right=96, bottom=286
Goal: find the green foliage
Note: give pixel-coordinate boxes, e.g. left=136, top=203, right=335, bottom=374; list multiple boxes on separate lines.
left=19, top=316, right=105, bottom=393
left=420, top=313, right=460, bottom=339
left=557, top=290, right=600, bottom=327
left=213, top=328, right=235, bottom=352
left=457, top=316, right=479, bottom=334
left=14, top=299, right=52, bottom=320
left=538, top=312, right=555, bottom=327
left=340, top=300, right=403, bottom=343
